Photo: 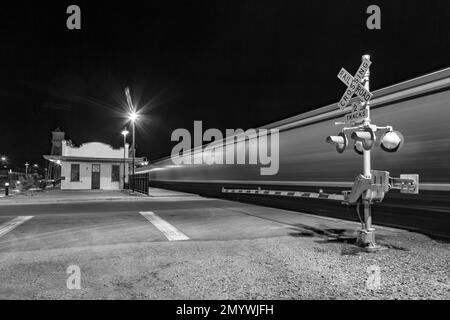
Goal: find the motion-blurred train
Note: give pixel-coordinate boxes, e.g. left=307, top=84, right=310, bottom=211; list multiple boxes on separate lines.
left=137, top=67, right=450, bottom=238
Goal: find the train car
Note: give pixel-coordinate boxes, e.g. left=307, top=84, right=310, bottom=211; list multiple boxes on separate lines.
left=138, top=67, right=450, bottom=238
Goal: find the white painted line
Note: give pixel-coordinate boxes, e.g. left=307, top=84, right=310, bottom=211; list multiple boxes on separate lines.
left=0, top=216, right=34, bottom=238
left=139, top=211, right=189, bottom=241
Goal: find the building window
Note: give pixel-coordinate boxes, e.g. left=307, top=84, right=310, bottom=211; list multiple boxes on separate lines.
left=111, top=164, right=120, bottom=182
left=71, top=164, right=80, bottom=181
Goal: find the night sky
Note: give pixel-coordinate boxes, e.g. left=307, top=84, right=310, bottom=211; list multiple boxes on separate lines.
left=0, top=1, right=449, bottom=171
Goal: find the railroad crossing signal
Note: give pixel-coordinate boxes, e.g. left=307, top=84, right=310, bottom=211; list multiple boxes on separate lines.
left=326, top=55, right=419, bottom=250
left=337, top=57, right=373, bottom=110
left=221, top=55, right=419, bottom=252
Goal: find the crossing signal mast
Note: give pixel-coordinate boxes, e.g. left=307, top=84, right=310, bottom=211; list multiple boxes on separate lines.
left=327, top=54, right=419, bottom=249
left=222, top=55, right=419, bottom=251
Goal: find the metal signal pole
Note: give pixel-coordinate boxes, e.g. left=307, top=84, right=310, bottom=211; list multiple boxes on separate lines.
left=360, top=54, right=375, bottom=247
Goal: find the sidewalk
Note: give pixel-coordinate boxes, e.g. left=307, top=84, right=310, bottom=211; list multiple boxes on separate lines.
left=147, top=187, right=199, bottom=197
left=0, top=187, right=200, bottom=205
left=0, top=189, right=148, bottom=205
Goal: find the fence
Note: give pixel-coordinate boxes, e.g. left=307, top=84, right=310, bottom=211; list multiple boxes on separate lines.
left=129, top=173, right=149, bottom=195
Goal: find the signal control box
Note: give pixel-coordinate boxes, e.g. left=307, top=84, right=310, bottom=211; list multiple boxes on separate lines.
left=343, top=170, right=419, bottom=204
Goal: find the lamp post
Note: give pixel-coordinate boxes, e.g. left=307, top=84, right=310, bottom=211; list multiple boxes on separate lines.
left=25, top=162, right=29, bottom=176
left=121, top=129, right=129, bottom=189
left=125, top=87, right=139, bottom=193
left=1, top=156, right=6, bottom=170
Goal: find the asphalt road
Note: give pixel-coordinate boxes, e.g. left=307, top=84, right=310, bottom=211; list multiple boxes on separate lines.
left=0, top=195, right=448, bottom=299
left=0, top=197, right=364, bottom=251
left=156, top=182, right=450, bottom=239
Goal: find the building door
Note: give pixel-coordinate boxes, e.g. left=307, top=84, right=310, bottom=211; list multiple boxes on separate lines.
left=91, top=164, right=101, bottom=189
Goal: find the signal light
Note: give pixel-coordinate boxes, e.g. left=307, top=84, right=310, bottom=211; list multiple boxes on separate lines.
left=326, top=132, right=348, bottom=153
left=381, top=130, right=404, bottom=152
left=351, top=127, right=376, bottom=151
left=354, top=141, right=364, bottom=155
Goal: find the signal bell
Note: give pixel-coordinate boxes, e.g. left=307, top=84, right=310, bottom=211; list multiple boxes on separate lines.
left=381, top=130, right=404, bottom=152
left=326, top=132, right=348, bottom=153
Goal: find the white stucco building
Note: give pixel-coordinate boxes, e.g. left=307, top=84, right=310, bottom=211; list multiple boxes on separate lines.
left=44, top=140, right=145, bottom=190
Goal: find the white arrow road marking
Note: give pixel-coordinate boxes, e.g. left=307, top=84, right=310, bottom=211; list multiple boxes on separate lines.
left=0, top=216, right=34, bottom=239
left=139, top=211, right=189, bottom=241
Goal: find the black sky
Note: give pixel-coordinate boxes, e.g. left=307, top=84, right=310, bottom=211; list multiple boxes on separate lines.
left=0, top=0, right=449, bottom=170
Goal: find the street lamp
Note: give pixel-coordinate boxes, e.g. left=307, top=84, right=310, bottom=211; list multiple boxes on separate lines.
left=1, top=156, right=6, bottom=162
left=25, top=162, right=29, bottom=176
left=125, top=87, right=139, bottom=192
left=129, top=111, right=138, bottom=122
left=121, top=129, right=129, bottom=189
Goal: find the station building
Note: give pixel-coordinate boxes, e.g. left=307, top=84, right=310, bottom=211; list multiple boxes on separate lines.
left=43, top=140, right=145, bottom=190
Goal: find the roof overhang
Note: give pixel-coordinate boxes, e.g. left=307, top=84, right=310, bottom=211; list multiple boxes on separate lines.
left=43, top=155, right=145, bottom=164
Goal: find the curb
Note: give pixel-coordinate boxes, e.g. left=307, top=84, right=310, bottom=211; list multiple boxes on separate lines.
left=0, top=196, right=152, bottom=206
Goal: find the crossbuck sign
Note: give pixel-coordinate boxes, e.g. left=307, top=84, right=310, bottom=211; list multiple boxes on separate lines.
left=337, top=57, right=373, bottom=110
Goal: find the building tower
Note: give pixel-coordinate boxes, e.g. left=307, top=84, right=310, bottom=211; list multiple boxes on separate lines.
left=47, top=128, right=65, bottom=180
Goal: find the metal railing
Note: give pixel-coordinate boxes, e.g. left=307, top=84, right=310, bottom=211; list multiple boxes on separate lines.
left=129, top=173, right=149, bottom=195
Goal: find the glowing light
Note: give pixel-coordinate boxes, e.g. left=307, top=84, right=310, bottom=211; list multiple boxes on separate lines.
left=121, top=129, right=129, bottom=136
left=129, top=111, right=138, bottom=122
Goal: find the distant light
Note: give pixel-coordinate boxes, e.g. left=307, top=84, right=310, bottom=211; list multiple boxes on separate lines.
left=17, top=181, right=21, bottom=184
left=56, top=160, right=61, bottom=165
left=5, top=182, right=9, bottom=187
left=121, top=129, right=129, bottom=136
left=33, top=164, right=39, bottom=168
left=1, top=156, right=6, bottom=161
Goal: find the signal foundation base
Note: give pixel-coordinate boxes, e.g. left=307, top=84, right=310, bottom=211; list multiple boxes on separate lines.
left=357, top=229, right=376, bottom=248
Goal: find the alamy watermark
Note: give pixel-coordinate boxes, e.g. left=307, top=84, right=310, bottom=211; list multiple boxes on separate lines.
left=366, top=265, right=381, bottom=290
left=67, top=265, right=81, bottom=290
left=171, top=121, right=279, bottom=175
